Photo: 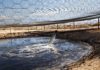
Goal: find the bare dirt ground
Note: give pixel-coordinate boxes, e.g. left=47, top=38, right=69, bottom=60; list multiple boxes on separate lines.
left=59, top=29, right=100, bottom=70
left=0, top=26, right=98, bottom=39
left=71, top=57, right=100, bottom=70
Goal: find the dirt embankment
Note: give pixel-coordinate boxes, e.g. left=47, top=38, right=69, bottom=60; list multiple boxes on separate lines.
left=54, top=29, right=100, bottom=70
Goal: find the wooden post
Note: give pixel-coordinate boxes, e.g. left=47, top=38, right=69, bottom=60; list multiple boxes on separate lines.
left=44, top=25, right=45, bottom=31
left=73, top=22, right=75, bottom=29
left=41, top=26, right=42, bottom=31
left=57, top=24, right=58, bottom=31
left=28, top=26, right=29, bottom=32
left=98, top=18, right=100, bottom=29
left=10, top=27, right=12, bottom=35
left=64, top=24, right=65, bottom=29
left=10, top=27, right=12, bottom=46
left=70, top=23, right=71, bottom=29
left=36, top=26, right=37, bottom=30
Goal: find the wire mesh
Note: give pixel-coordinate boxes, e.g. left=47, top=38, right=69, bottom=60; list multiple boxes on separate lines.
left=0, top=0, right=100, bottom=25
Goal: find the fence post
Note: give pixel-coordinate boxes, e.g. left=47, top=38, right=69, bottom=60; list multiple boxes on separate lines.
left=44, top=25, right=45, bottom=31
left=98, top=18, right=100, bottom=29
left=10, top=27, right=12, bottom=35
left=10, top=27, right=13, bottom=47
left=73, top=22, right=75, bottom=29
left=28, top=26, right=29, bottom=32
left=64, top=24, right=66, bottom=29
left=36, top=26, right=37, bottom=30
left=57, top=24, right=58, bottom=31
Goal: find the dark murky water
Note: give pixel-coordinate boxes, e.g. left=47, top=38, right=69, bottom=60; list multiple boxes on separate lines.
left=0, top=37, right=92, bottom=70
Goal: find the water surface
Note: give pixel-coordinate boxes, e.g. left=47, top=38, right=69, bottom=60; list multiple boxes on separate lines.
left=0, top=37, right=92, bottom=70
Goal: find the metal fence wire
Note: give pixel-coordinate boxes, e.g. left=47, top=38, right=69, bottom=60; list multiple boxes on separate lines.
left=0, top=0, right=66, bottom=24
left=0, top=0, right=99, bottom=28
left=0, top=0, right=35, bottom=24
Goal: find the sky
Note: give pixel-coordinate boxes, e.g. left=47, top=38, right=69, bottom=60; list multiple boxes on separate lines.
left=0, top=0, right=100, bottom=25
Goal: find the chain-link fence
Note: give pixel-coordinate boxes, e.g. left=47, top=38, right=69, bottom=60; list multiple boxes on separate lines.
left=0, top=0, right=100, bottom=39
left=0, top=0, right=68, bottom=24
left=0, top=0, right=100, bottom=25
